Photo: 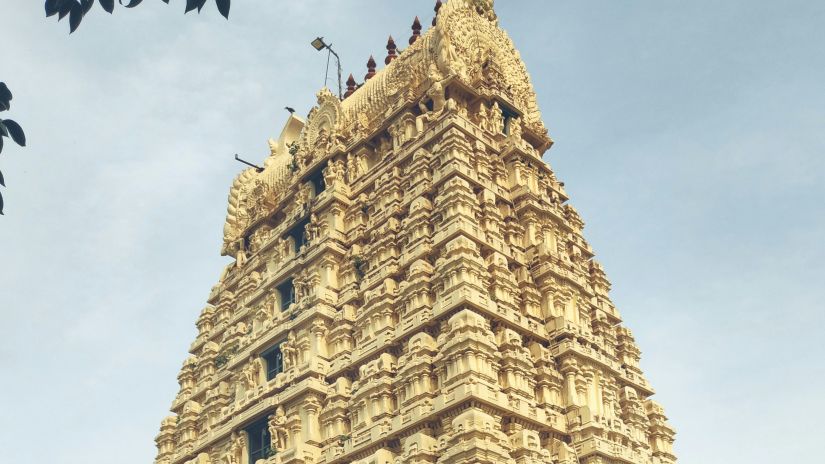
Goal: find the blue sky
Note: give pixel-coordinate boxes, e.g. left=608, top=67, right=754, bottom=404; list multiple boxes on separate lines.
left=1, top=1, right=823, bottom=462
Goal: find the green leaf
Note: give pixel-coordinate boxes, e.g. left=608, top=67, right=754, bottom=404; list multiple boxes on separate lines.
left=3, top=120, right=25, bottom=147
left=99, top=0, right=115, bottom=13
left=216, top=0, right=230, bottom=19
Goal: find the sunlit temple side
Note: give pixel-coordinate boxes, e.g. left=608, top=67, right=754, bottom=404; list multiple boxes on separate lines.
left=154, top=1, right=677, bottom=464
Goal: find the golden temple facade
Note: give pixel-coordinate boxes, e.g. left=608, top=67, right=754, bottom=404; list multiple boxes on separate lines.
left=154, top=2, right=677, bottom=464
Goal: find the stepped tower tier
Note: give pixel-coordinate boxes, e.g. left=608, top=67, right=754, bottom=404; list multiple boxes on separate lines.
left=155, top=2, right=677, bottom=464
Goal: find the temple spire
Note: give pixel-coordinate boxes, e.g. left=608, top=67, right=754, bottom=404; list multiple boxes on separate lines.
left=385, top=36, right=398, bottom=65
left=365, top=55, right=377, bottom=81
left=409, top=16, right=422, bottom=45
left=344, top=74, right=357, bottom=98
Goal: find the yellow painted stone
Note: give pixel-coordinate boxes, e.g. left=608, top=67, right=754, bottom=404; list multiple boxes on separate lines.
left=155, top=2, right=676, bottom=464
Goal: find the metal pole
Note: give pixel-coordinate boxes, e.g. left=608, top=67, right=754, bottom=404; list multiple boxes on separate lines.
left=324, top=48, right=332, bottom=90
left=326, top=46, right=343, bottom=99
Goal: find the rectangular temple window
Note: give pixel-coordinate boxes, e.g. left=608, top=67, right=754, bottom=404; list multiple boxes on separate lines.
left=286, top=216, right=311, bottom=249
left=502, top=106, right=518, bottom=135
left=276, top=278, right=295, bottom=311
left=262, top=344, right=284, bottom=381
left=307, top=166, right=326, bottom=196
left=245, top=415, right=272, bottom=463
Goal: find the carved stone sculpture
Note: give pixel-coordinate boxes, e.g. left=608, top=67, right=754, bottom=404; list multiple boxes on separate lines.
left=156, top=3, right=676, bottom=464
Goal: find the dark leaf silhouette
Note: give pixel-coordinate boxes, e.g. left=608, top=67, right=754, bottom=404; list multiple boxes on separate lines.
left=216, top=0, right=230, bottom=19
left=0, top=82, right=11, bottom=103
left=0, top=170, right=4, bottom=187
left=45, top=0, right=62, bottom=16
left=0, top=83, right=10, bottom=112
left=69, top=2, right=84, bottom=33
left=185, top=0, right=199, bottom=13
left=49, top=0, right=231, bottom=32
left=0, top=121, right=8, bottom=138
left=0, top=189, right=4, bottom=215
left=99, top=0, right=114, bottom=13
left=3, top=120, right=26, bottom=147
left=58, top=0, right=73, bottom=21
left=0, top=132, right=4, bottom=153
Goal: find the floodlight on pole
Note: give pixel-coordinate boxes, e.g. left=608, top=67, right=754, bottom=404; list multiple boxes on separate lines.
left=311, top=36, right=343, bottom=100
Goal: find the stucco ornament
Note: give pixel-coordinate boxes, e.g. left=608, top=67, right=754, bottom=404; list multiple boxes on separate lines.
left=165, top=3, right=677, bottom=464
left=300, top=88, right=343, bottom=165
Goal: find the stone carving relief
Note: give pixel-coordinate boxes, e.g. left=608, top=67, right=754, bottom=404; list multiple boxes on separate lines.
left=160, top=4, right=676, bottom=464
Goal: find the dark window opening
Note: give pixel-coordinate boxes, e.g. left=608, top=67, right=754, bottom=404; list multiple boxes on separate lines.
left=307, top=166, right=326, bottom=197
left=501, top=106, right=518, bottom=135
left=286, top=217, right=311, bottom=249
left=245, top=416, right=272, bottom=463
left=262, top=343, right=284, bottom=381
left=276, top=278, right=295, bottom=311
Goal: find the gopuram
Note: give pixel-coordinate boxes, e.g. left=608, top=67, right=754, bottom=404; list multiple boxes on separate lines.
left=154, top=2, right=677, bottom=464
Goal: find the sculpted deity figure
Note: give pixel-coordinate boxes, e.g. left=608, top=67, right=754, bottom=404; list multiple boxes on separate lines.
left=315, top=127, right=334, bottom=156
left=233, top=239, right=248, bottom=268
left=304, top=213, right=320, bottom=243
left=268, top=406, right=289, bottom=451
left=507, top=116, right=523, bottom=141
left=276, top=237, right=291, bottom=261
left=224, top=432, right=245, bottom=464
left=240, top=355, right=262, bottom=391
left=491, top=101, right=505, bottom=134
left=323, top=161, right=340, bottom=188
left=436, top=27, right=467, bottom=80
left=335, top=160, right=347, bottom=183
left=296, top=182, right=312, bottom=212
left=419, top=64, right=447, bottom=115
left=477, top=103, right=490, bottom=132
left=281, top=330, right=299, bottom=370
left=417, top=65, right=449, bottom=133
left=346, top=154, right=358, bottom=183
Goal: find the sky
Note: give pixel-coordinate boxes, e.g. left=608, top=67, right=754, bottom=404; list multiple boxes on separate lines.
left=1, top=0, right=823, bottom=462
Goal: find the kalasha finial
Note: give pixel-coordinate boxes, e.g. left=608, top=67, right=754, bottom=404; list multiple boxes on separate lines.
left=433, top=0, right=443, bottom=26
left=365, top=55, right=377, bottom=81
left=410, top=16, right=422, bottom=45
left=344, top=74, right=357, bottom=98
left=385, top=36, right=398, bottom=65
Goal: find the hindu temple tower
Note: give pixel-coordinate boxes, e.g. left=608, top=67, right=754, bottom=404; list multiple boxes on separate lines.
left=154, top=2, right=677, bottom=464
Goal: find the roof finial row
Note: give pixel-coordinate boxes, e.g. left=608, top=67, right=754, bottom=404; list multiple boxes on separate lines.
left=410, top=16, right=422, bottom=45
left=385, top=36, right=398, bottom=65
left=365, top=55, right=377, bottom=81
left=345, top=74, right=357, bottom=98
left=433, top=0, right=443, bottom=26
left=353, top=6, right=438, bottom=96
